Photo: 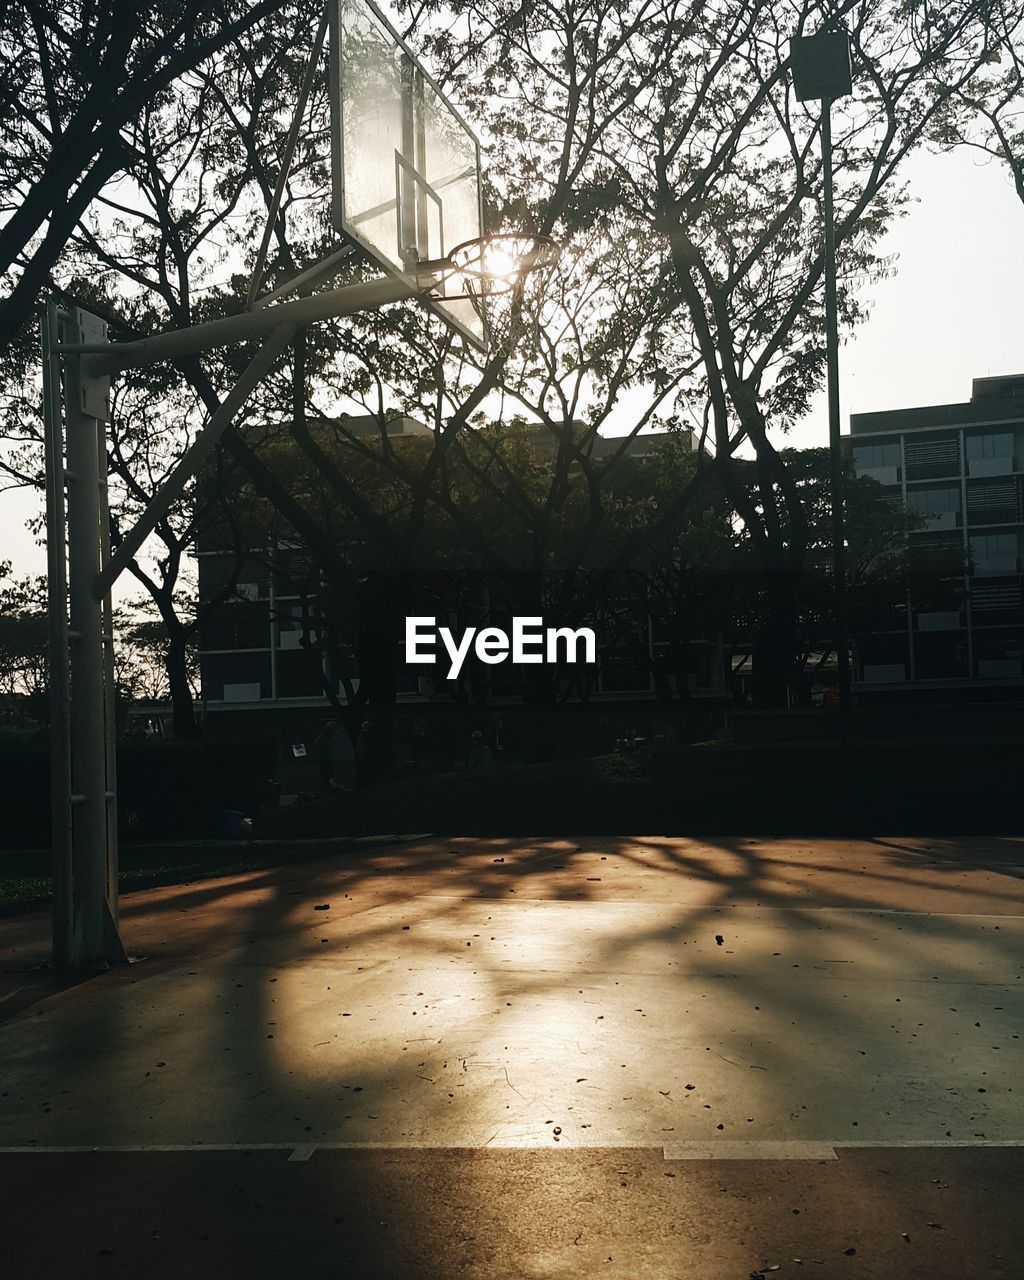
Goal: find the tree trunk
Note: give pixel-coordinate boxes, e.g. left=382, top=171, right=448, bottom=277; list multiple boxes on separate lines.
left=355, top=571, right=408, bottom=781
left=166, top=633, right=198, bottom=738
left=750, top=577, right=798, bottom=709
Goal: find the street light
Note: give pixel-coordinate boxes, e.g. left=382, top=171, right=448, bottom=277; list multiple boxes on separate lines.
left=790, top=27, right=853, bottom=751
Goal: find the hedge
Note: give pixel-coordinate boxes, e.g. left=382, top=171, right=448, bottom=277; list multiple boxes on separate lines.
left=0, top=727, right=277, bottom=849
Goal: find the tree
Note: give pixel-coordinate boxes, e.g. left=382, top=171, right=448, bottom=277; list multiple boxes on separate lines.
left=404, top=0, right=1023, bottom=703
left=4, top=0, right=1020, bottom=753
left=0, top=0, right=286, bottom=350
left=0, top=558, right=202, bottom=725
left=932, top=1, right=1024, bottom=205
left=741, top=447, right=929, bottom=694
left=0, top=563, right=48, bottom=723
left=0, top=302, right=259, bottom=736
left=114, top=609, right=200, bottom=708
left=0, top=7, right=330, bottom=734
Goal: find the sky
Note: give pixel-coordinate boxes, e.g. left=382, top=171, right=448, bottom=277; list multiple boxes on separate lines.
left=2, top=143, right=1022, bottom=595
left=792, top=144, right=1024, bottom=448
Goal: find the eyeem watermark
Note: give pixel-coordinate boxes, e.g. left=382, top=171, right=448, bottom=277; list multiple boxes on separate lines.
left=405, top=616, right=597, bottom=680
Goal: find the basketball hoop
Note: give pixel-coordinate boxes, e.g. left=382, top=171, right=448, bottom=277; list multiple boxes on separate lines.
left=445, top=233, right=560, bottom=294
left=415, top=232, right=560, bottom=346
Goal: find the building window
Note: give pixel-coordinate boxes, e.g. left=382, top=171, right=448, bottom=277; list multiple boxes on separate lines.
left=272, top=548, right=319, bottom=598
left=199, top=551, right=270, bottom=600
left=905, top=435, right=959, bottom=481
left=966, top=477, right=1019, bottom=524
left=970, top=532, right=1018, bottom=565
left=275, top=604, right=318, bottom=652
left=913, top=631, right=968, bottom=679
left=906, top=486, right=961, bottom=519
left=852, top=441, right=900, bottom=471
left=965, top=432, right=1014, bottom=462
left=971, top=580, right=1024, bottom=626
left=275, top=649, right=326, bottom=698
left=973, top=628, right=1023, bottom=679
left=201, top=651, right=272, bottom=701
left=199, top=603, right=271, bottom=652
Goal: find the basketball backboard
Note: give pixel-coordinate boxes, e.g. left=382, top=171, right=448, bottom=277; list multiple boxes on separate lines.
left=329, top=0, right=486, bottom=349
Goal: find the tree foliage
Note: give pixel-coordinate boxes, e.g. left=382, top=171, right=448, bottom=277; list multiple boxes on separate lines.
left=0, top=0, right=289, bottom=348
left=1, top=0, right=1020, bottom=729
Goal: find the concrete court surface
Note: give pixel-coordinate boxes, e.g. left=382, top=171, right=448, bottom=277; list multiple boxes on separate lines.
left=1, top=834, right=1023, bottom=1278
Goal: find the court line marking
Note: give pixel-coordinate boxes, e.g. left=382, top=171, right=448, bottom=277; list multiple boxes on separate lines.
left=663, top=1141, right=837, bottom=1161
left=403, top=900, right=1024, bottom=917
left=1, top=1139, right=1022, bottom=1160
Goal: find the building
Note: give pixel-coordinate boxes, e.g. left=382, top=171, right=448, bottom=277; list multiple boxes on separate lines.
left=195, top=417, right=728, bottom=753
left=849, top=374, right=1024, bottom=692
left=196, top=414, right=432, bottom=711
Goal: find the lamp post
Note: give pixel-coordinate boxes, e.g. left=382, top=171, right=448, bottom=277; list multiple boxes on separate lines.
left=790, top=27, right=853, bottom=752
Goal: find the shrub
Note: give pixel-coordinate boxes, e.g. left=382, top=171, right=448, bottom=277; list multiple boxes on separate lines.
left=0, top=733, right=278, bottom=849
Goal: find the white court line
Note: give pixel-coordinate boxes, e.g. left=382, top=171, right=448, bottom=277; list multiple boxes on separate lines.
left=664, top=1139, right=1024, bottom=1160
left=414, top=899, right=1024, bottom=919
left=663, top=1141, right=837, bottom=1161
left=2, top=1139, right=1023, bottom=1159
left=829, top=1146, right=1024, bottom=1157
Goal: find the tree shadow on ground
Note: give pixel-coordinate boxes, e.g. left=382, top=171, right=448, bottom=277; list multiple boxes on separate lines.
left=1, top=833, right=1022, bottom=1279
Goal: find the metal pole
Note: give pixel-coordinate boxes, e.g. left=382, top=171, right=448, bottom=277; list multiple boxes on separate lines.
left=73, top=275, right=412, bottom=376
left=64, top=309, right=115, bottom=965
left=96, top=419, right=121, bottom=933
left=42, top=302, right=73, bottom=967
left=822, top=104, right=851, bottom=755
left=41, top=269, right=421, bottom=967
left=45, top=318, right=303, bottom=967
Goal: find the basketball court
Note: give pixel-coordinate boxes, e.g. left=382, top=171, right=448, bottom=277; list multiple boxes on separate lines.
left=2, top=835, right=1023, bottom=1276
left=19, top=4, right=1024, bottom=1276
